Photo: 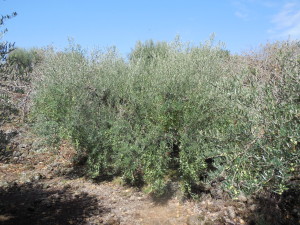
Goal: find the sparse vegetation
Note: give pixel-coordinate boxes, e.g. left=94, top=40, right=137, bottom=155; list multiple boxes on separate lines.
left=4, top=48, right=44, bottom=81
left=0, top=11, right=17, bottom=63
left=30, top=37, right=299, bottom=199
left=0, top=11, right=18, bottom=124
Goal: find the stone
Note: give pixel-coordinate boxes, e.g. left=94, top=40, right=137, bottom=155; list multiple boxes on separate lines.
left=238, top=193, right=248, bottom=202
left=247, top=198, right=254, bottom=204
left=249, top=204, right=257, bottom=212
left=19, top=143, right=28, bottom=149
left=12, top=151, right=21, bottom=157
left=227, top=206, right=236, bottom=219
left=32, top=173, right=43, bottom=181
left=43, top=183, right=51, bottom=189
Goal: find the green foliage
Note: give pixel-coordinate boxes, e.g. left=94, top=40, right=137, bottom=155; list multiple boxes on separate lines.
left=31, top=38, right=300, bottom=197
left=5, top=48, right=43, bottom=81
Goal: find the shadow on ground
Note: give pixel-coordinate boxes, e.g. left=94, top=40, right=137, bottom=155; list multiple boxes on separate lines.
left=247, top=179, right=300, bottom=225
left=0, top=182, right=109, bottom=225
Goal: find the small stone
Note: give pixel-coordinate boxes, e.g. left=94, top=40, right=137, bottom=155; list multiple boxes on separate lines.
left=240, top=218, right=245, bottom=224
left=227, top=206, right=236, bottom=219
left=20, top=152, right=27, bottom=158
left=74, top=193, right=80, bottom=198
left=238, top=193, right=248, bottom=202
left=236, top=202, right=246, bottom=208
left=12, top=151, right=21, bottom=157
left=25, top=179, right=32, bottom=183
left=137, top=196, right=144, bottom=200
left=247, top=198, right=254, bottom=204
left=32, top=173, right=43, bottom=181
left=249, top=204, right=257, bottom=212
left=292, top=208, right=298, bottom=215
left=19, top=143, right=28, bottom=149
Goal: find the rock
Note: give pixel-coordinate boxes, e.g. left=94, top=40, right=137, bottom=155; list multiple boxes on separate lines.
left=32, top=173, right=44, bottom=181
left=19, top=143, right=28, bottom=149
left=247, top=198, right=254, bottom=204
left=18, top=143, right=29, bottom=151
left=186, top=215, right=204, bottom=225
left=43, top=183, right=51, bottom=189
left=239, top=218, right=246, bottom=224
left=21, top=152, right=28, bottom=157
left=249, top=204, right=257, bottom=212
left=227, top=206, right=236, bottom=219
left=74, top=193, right=80, bottom=198
left=235, top=202, right=246, bottom=209
left=12, top=151, right=19, bottom=157
left=25, top=179, right=32, bottom=183
left=238, top=193, right=248, bottom=202
left=292, top=208, right=298, bottom=215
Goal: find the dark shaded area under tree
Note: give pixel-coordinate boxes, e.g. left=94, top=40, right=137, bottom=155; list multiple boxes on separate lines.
left=0, top=182, right=108, bottom=225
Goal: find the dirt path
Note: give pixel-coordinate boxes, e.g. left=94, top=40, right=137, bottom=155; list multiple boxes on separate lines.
left=0, top=166, right=247, bottom=225
left=0, top=175, right=194, bottom=225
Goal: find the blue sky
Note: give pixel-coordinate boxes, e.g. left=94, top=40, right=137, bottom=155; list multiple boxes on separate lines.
left=1, top=0, right=300, bottom=56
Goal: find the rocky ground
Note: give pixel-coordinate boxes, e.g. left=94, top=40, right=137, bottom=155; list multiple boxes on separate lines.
left=0, top=81, right=299, bottom=225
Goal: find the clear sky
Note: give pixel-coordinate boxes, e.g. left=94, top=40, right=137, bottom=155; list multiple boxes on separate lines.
left=1, top=0, right=300, bottom=56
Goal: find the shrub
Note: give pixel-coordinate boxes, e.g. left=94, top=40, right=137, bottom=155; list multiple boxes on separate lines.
left=31, top=38, right=300, bottom=197
left=4, top=48, right=44, bottom=81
